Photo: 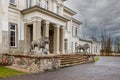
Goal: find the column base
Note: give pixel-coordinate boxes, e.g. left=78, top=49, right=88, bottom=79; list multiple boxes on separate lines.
left=60, top=51, right=65, bottom=54
left=53, top=51, right=60, bottom=54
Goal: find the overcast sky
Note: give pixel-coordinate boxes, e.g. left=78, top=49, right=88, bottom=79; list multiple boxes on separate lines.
left=64, top=0, right=120, bottom=40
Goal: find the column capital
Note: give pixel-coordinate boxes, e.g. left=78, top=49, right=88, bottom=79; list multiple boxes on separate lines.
left=43, top=20, right=50, bottom=25
left=31, top=16, right=43, bottom=22
left=53, top=24, right=60, bottom=28
left=60, top=26, right=65, bottom=29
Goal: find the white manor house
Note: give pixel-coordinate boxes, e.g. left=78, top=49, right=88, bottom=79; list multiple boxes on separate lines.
left=0, top=0, right=100, bottom=54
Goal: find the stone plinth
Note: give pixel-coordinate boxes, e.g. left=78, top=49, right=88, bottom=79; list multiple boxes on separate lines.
left=4, top=54, right=60, bottom=73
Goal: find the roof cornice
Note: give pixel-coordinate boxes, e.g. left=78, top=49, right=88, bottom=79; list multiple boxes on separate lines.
left=79, top=39, right=92, bottom=43
left=64, top=6, right=77, bottom=15
left=72, top=18, right=82, bottom=25
left=21, top=5, right=70, bottom=22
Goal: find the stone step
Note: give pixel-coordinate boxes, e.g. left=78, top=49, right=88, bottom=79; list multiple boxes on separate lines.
left=61, top=57, right=87, bottom=60
left=61, top=60, right=85, bottom=65
left=60, top=62, right=86, bottom=68
left=60, top=54, right=90, bottom=67
left=61, top=58, right=86, bottom=62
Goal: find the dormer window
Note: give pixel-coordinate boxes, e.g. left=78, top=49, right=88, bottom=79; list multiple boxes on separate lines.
left=37, top=0, right=42, bottom=7
left=10, top=0, right=15, bottom=5
left=45, top=0, right=49, bottom=10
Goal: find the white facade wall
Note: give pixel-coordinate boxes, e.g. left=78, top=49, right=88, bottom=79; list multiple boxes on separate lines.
left=79, top=39, right=101, bottom=54
left=92, top=41, right=101, bottom=55
left=0, top=0, right=2, bottom=43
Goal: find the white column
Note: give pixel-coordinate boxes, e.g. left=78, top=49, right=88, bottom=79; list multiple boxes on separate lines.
left=60, top=27, right=65, bottom=54
left=43, top=21, right=50, bottom=38
left=43, top=20, right=50, bottom=54
left=53, top=24, right=60, bottom=54
left=32, top=17, right=42, bottom=40
left=24, top=24, right=28, bottom=53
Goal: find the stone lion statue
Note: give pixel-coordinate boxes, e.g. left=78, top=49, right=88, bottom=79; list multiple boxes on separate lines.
left=77, top=43, right=90, bottom=53
left=30, top=37, right=50, bottom=54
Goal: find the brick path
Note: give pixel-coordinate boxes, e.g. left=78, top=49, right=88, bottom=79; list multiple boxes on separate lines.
left=1, top=57, right=120, bottom=80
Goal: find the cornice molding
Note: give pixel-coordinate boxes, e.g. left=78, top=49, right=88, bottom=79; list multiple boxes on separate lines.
left=72, top=18, right=82, bottom=25
left=21, top=5, right=70, bottom=22
left=64, top=6, right=77, bottom=15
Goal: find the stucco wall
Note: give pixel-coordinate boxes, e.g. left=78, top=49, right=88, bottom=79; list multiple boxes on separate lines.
left=0, top=0, right=2, bottom=53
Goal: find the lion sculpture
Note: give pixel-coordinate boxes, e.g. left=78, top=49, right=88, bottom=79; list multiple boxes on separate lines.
left=30, top=37, right=50, bottom=54
left=77, top=43, right=90, bottom=53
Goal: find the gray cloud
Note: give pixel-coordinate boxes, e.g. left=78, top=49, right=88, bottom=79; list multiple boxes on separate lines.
left=64, top=0, right=120, bottom=40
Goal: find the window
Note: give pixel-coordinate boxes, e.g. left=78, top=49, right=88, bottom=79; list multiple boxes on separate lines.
left=75, top=27, right=77, bottom=36
left=66, top=22, right=68, bottom=30
left=9, top=23, right=17, bottom=47
left=56, top=6, right=60, bottom=14
left=26, top=0, right=31, bottom=8
left=45, top=0, right=49, bottom=10
left=75, top=42, right=77, bottom=52
left=96, top=46, right=97, bottom=53
left=72, top=26, right=74, bottom=36
left=37, top=0, right=42, bottom=7
left=71, top=42, right=73, bottom=52
left=94, top=47, right=95, bottom=53
left=10, top=0, right=15, bottom=4
left=64, top=39, right=68, bottom=51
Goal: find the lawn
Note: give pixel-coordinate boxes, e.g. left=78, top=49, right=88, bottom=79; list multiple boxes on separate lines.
left=94, top=57, right=100, bottom=62
left=0, top=66, right=27, bottom=78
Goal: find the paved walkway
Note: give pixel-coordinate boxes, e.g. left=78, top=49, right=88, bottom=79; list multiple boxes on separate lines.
left=1, top=57, right=120, bottom=80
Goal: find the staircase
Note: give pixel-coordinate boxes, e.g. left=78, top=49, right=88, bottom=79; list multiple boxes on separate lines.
left=60, top=54, right=91, bottom=67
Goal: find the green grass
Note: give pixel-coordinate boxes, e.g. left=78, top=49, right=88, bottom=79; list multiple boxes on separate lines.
left=0, top=66, right=27, bottom=78
left=94, top=57, right=100, bottom=62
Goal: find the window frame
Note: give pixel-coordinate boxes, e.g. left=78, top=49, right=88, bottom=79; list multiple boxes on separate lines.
left=9, top=23, right=18, bottom=48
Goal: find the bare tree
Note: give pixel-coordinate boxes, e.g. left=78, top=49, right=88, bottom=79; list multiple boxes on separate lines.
left=114, top=37, right=120, bottom=54
left=100, top=27, right=112, bottom=56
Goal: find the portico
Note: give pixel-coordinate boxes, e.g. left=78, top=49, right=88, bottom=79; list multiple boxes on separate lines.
left=24, top=16, right=65, bottom=54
